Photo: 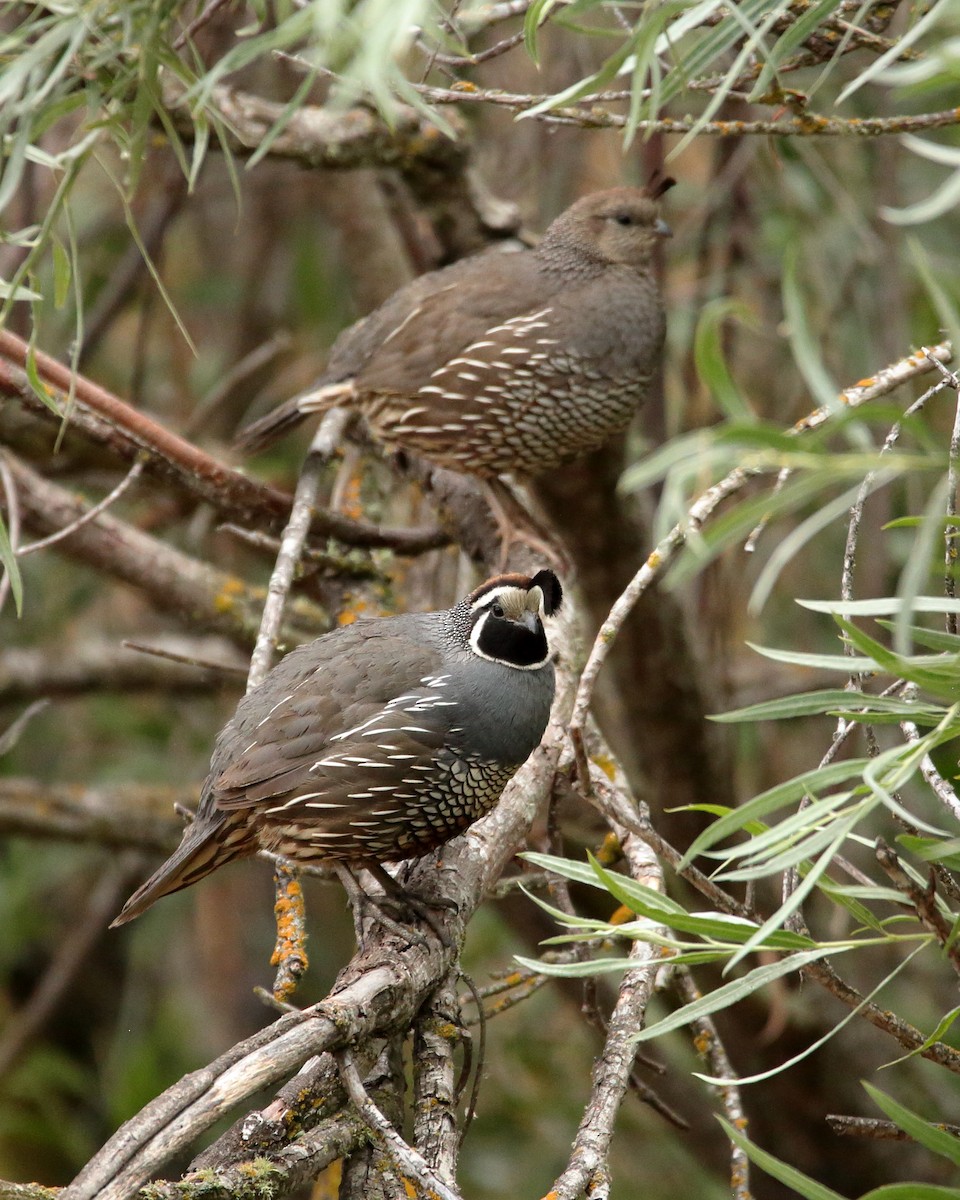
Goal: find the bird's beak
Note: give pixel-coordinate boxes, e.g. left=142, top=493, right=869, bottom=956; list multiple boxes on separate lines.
left=654, top=218, right=673, bottom=239
left=519, top=607, right=541, bottom=634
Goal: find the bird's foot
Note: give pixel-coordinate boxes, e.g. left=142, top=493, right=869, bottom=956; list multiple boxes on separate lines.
left=484, top=477, right=569, bottom=573
left=337, top=861, right=458, bottom=950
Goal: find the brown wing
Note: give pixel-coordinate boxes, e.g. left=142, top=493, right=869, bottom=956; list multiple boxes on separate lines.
left=345, top=247, right=554, bottom=394
left=204, top=623, right=465, bottom=856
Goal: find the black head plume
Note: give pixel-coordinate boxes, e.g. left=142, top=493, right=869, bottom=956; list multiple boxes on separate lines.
left=530, top=569, right=562, bottom=616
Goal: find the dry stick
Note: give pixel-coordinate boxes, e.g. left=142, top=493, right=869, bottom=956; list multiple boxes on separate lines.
left=16, top=459, right=144, bottom=557
left=0, top=332, right=449, bottom=554
left=548, top=760, right=665, bottom=1200
left=409, top=81, right=960, bottom=137
left=675, top=969, right=752, bottom=1200
left=412, top=974, right=462, bottom=1187
left=826, top=1115, right=960, bottom=1141
left=245, top=410, right=352, bottom=1001
left=874, top=838, right=960, bottom=976
left=336, top=1048, right=464, bottom=1200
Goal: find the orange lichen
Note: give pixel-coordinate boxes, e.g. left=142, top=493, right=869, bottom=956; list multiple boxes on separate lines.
left=338, top=595, right=369, bottom=626
left=591, top=754, right=617, bottom=782
left=596, top=832, right=622, bottom=865
left=213, top=576, right=247, bottom=612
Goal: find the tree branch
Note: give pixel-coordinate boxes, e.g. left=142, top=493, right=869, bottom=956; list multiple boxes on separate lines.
left=0, top=331, right=450, bottom=556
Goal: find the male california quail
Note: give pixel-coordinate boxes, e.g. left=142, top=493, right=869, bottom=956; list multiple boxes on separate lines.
left=236, top=184, right=672, bottom=476
left=113, top=570, right=562, bottom=925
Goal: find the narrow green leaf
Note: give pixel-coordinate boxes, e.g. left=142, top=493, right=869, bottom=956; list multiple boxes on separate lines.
left=700, top=946, right=923, bottom=1087
left=51, top=234, right=70, bottom=309
left=0, top=514, right=23, bottom=616
left=748, top=0, right=842, bottom=98
left=588, top=855, right=817, bottom=950
left=876, top=623, right=960, bottom=653
left=863, top=1083, right=960, bottom=1167
left=798, top=598, right=960, bottom=616
left=725, top=815, right=864, bottom=967
left=693, top=298, right=757, bottom=421
left=678, top=759, right=870, bottom=866
left=514, top=954, right=639, bottom=979
left=837, top=0, right=951, bottom=102
left=882, top=1004, right=960, bottom=1067
left=783, top=246, right=838, bottom=411
left=861, top=1187, right=960, bottom=1200
left=634, top=948, right=837, bottom=1042
left=524, top=0, right=559, bottom=64
left=719, top=1119, right=846, bottom=1200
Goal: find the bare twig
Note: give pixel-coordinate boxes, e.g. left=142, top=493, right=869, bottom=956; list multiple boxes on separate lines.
left=826, top=1114, right=960, bottom=1140
left=410, top=81, right=960, bottom=138
left=15, top=460, right=144, bottom=557
left=336, top=1047, right=464, bottom=1200
left=675, top=968, right=752, bottom=1200
left=0, top=332, right=449, bottom=554
left=548, top=760, right=664, bottom=1200
left=247, top=410, right=350, bottom=689
left=0, top=453, right=325, bottom=646
left=875, top=838, right=960, bottom=976
left=899, top=684, right=960, bottom=825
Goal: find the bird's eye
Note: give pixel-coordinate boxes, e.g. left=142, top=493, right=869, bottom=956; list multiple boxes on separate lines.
left=492, top=602, right=505, bottom=618
left=614, top=213, right=634, bottom=226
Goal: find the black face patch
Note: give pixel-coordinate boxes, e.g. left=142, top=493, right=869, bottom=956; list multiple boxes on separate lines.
left=473, top=609, right=549, bottom=668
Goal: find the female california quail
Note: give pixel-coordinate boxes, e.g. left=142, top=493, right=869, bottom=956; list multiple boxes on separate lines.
left=236, top=184, right=672, bottom=475
left=112, top=570, right=562, bottom=925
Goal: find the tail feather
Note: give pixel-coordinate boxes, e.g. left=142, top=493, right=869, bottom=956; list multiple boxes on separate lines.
left=111, top=813, right=251, bottom=926
left=235, top=381, right=354, bottom=453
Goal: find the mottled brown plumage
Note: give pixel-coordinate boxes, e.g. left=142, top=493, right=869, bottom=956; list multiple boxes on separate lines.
left=237, top=184, right=672, bottom=475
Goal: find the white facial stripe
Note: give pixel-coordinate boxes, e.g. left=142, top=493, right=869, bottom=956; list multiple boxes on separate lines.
left=470, top=584, right=546, bottom=620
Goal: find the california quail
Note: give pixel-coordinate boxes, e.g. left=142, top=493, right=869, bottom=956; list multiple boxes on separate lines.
left=236, top=184, right=672, bottom=476
left=112, top=570, right=562, bottom=925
